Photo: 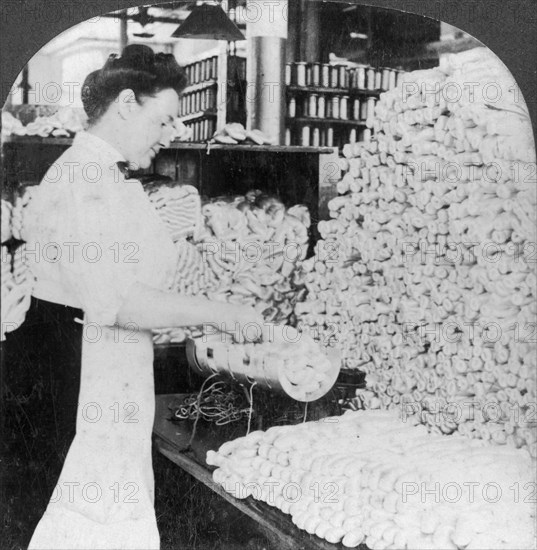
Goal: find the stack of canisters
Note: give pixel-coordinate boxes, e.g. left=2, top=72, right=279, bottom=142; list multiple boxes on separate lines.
left=285, top=62, right=403, bottom=149
left=178, top=56, right=219, bottom=142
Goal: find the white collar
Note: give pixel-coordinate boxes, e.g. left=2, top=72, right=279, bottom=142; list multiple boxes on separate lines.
left=73, top=131, right=127, bottom=165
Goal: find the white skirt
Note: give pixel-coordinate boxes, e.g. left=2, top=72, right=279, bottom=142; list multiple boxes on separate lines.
left=29, top=325, right=160, bottom=550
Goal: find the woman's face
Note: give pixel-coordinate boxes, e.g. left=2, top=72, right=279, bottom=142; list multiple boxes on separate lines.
left=123, top=88, right=180, bottom=169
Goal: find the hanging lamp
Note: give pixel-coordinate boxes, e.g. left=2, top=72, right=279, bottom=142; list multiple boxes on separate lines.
left=171, top=1, right=245, bottom=41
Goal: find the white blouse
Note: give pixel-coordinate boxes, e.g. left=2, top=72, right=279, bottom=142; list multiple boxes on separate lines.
left=23, top=131, right=177, bottom=325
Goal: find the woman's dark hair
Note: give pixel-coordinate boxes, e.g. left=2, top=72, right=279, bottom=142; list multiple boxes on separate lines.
left=81, top=44, right=188, bottom=125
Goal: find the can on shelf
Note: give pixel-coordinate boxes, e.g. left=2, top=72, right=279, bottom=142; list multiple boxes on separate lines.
left=330, top=65, right=340, bottom=88
left=301, top=125, right=311, bottom=146
left=195, top=92, right=201, bottom=113
left=366, top=97, right=376, bottom=119
left=326, top=127, right=334, bottom=147
left=356, top=65, right=366, bottom=90
left=312, top=62, right=321, bottom=86
left=212, top=56, right=218, bottom=79
left=363, top=128, right=372, bottom=141
left=322, top=64, right=330, bottom=87
left=349, top=128, right=357, bottom=143
left=366, top=67, right=376, bottom=91
left=288, top=96, right=296, bottom=117
left=395, top=70, right=403, bottom=88
left=285, top=63, right=292, bottom=86
left=312, top=127, right=320, bottom=147
left=302, top=97, right=309, bottom=117
left=375, top=70, right=382, bottom=91
left=200, top=91, right=206, bottom=112
left=388, top=69, right=397, bottom=90
left=306, top=63, right=313, bottom=86
left=308, top=93, right=318, bottom=118
left=348, top=68, right=355, bottom=88
left=381, top=68, right=391, bottom=91
left=285, top=128, right=292, bottom=146
left=207, top=58, right=213, bottom=80
left=360, top=99, right=368, bottom=120
left=340, top=95, right=349, bottom=120
left=331, top=96, right=340, bottom=119
left=194, top=62, right=201, bottom=84
left=206, top=88, right=216, bottom=110
left=339, top=65, right=348, bottom=89
left=317, top=95, right=326, bottom=118
left=353, top=98, right=361, bottom=120
left=296, top=62, right=307, bottom=86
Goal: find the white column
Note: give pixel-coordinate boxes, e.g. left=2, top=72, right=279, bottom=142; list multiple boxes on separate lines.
left=245, top=0, right=288, bottom=144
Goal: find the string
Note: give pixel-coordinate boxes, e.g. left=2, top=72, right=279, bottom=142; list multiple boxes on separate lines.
left=246, top=381, right=257, bottom=435
left=303, top=402, right=308, bottom=423
left=187, top=372, right=219, bottom=450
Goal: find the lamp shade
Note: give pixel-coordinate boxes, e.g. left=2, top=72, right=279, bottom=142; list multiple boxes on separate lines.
left=172, top=3, right=245, bottom=41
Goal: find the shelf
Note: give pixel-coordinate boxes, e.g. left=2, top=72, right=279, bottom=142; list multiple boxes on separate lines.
left=286, top=117, right=368, bottom=126
left=181, top=79, right=218, bottom=95
left=166, top=142, right=336, bottom=154
left=2, top=135, right=74, bottom=145
left=178, top=110, right=217, bottom=123
left=2, top=135, right=335, bottom=155
left=287, top=85, right=383, bottom=96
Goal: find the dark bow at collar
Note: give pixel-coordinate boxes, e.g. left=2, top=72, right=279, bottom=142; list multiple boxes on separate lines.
left=116, top=161, right=133, bottom=180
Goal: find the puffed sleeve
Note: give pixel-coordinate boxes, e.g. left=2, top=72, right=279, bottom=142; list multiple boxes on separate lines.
left=60, top=182, right=140, bottom=326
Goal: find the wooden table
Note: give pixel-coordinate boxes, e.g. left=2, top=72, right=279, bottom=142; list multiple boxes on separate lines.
left=153, top=394, right=365, bottom=550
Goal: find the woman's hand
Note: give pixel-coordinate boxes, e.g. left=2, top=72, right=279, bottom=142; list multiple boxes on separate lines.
left=221, top=303, right=267, bottom=344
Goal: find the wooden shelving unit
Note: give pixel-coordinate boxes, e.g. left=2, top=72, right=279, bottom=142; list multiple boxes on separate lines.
left=2, top=136, right=333, bottom=155
left=176, top=49, right=247, bottom=142
left=165, top=142, right=334, bottom=154
left=284, top=66, right=384, bottom=149
left=2, top=135, right=74, bottom=146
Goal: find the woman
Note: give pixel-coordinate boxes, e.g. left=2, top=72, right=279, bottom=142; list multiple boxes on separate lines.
left=7, top=44, right=265, bottom=549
